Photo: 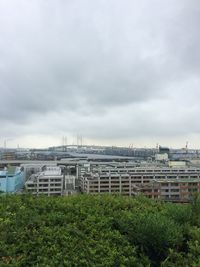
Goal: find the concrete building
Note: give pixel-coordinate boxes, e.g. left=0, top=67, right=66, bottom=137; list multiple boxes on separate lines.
left=0, top=166, right=24, bottom=193
left=22, top=163, right=57, bottom=181
left=140, top=178, right=200, bottom=202
left=25, top=165, right=76, bottom=196
left=25, top=166, right=64, bottom=196
left=80, top=165, right=200, bottom=201
left=155, top=153, right=168, bottom=161
left=1, top=151, right=16, bottom=160
left=168, top=161, right=187, bottom=168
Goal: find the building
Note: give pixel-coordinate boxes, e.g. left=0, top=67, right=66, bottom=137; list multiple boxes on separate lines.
left=155, top=153, right=168, bottom=161
left=0, top=166, right=24, bottom=193
left=25, top=166, right=64, bottom=196
left=1, top=151, right=16, bottom=161
left=25, top=164, right=77, bottom=196
left=168, top=161, right=186, bottom=168
left=159, top=146, right=170, bottom=155
left=22, top=163, right=57, bottom=181
left=80, top=165, right=200, bottom=201
left=140, top=178, right=200, bottom=202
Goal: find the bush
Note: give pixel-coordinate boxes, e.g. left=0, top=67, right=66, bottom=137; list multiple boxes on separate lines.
left=116, top=212, right=183, bottom=264
left=1, top=194, right=200, bottom=266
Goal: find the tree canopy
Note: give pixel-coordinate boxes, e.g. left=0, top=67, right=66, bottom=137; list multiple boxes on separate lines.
left=0, top=194, right=200, bottom=266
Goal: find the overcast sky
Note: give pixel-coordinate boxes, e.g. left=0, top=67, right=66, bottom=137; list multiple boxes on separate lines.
left=0, top=0, right=200, bottom=149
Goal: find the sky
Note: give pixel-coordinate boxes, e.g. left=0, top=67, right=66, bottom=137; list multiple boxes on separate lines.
left=0, top=0, right=200, bottom=149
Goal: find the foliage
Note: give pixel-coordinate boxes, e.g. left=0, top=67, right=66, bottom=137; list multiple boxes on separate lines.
left=191, top=192, right=200, bottom=226
left=0, top=194, right=200, bottom=266
left=115, top=211, right=183, bottom=264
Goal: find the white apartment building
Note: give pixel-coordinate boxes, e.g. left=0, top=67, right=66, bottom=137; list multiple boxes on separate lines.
left=25, top=166, right=64, bottom=196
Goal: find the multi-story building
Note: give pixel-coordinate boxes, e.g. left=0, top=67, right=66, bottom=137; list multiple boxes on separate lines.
left=1, top=151, right=16, bottom=161
left=22, top=163, right=57, bottom=181
left=0, top=166, right=24, bottom=193
left=25, top=165, right=77, bottom=196
left=80, top=165, right=200, bottom=201
left=25, top=166, right=64, bottom=196
left=140, top=178, right=200, bottom=202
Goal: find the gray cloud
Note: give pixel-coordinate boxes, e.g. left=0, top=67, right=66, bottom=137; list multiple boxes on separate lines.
left=0, top=0, right=200, bottom=147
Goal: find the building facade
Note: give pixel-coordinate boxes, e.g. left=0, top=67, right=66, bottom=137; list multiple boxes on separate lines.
left=80, top=165, right=200, bottom=201
left=25, top=166, right=64, bottom=196
left=0, top=166, right=24, bottom=193
left=25, top=165, right=76, bottom=196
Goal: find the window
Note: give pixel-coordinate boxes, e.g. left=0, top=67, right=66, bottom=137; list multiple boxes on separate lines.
left=171, top=189, right=179, bottom=192
left=188, top=188, right=197, bottom=192
left=50, top=188, right=60, bottom=192
left=189, top=183, right=197, bottom=186
left=161, top=183, right=169, bottom=187
left=39, top=179, right=48, bottom=182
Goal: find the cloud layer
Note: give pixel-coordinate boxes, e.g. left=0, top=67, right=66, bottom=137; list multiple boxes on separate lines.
left=0, top=0, right=200, bottom=148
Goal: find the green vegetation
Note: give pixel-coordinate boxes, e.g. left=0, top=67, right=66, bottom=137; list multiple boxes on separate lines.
left=0, top=194, right=200, bottom=266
